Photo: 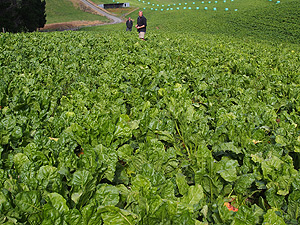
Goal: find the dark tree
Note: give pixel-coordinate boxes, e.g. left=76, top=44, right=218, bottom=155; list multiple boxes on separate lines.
left=0, top=0, right=46, bottom=32
left=0, top=0, right=22, bottom=32
left=21, top=0, right=46, bottom=32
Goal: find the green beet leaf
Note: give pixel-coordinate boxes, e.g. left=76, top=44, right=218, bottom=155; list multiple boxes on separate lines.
left=176, top=172, right=189, bottom=196
left=3, top=178, right=20, bottom=195
left=37, top=165, right=63, bottom=194
left=180, top=184, right=204, bottom=207
left=70, top=170, right=96, bottom=207
left=114, top=114, right=133, bottom=140
left=141, top=163, right=166, bottom=187
left=275, top=135, right=287, bottom=146
left=266, top=187, right=285, bottom=209
left=232, top=205, right=264, bottom=225
left=41, top=203, right=64, bottom=225
left=287, top=190, right=300, bottom=220
left=70, top=170, right=94, bottom=192
left=14, top=190, right=42, bottom=214
left=81, top=203, right=103, bottom=225
left=95, top=184, right=120, bottom=206
left=28, top=213, right=43, bottom=225
left=234, top=174, right=255, bottom=194
left=117, top=144, right=134, bottom=163
left=97, top=205, right=138, bottom=225
left=263, top=208, right=286, bottom=225
left=0, top=191, right=13, bottom=214
left=47, top=192, right=69, bottom=214
left=94, top=144, right=118, bottom=182
left=64, top=209, right=82, bottom=224
left=213, top=142, right=242, bottom=155
left=23, top=143, right=49, bottom=167
left=216, top=157, right=239, bottom=182
left=13, top=153, right=30, bottom=173
left=0, top=147, right=3, bottom=167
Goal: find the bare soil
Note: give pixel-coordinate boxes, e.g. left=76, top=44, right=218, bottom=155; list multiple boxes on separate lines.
left=40, top=20, right=106, bottom=31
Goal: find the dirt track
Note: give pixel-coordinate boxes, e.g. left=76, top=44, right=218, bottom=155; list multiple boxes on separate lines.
left=80, top=0, right=123, bottom=24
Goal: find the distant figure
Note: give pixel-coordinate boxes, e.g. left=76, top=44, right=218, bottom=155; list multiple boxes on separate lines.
left=135, top=11, right=147, bottom=40
left=126, top=17, right=133, bottom=31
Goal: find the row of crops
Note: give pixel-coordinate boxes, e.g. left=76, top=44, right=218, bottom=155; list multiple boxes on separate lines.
left=0, top=31, right=300, bottom=224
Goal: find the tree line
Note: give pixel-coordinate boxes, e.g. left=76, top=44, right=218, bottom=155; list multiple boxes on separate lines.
left=0, top=0, right=46, bottom=33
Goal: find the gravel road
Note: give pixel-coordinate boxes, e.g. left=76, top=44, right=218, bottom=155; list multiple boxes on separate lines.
left=80, top=0, right=123, bottom=24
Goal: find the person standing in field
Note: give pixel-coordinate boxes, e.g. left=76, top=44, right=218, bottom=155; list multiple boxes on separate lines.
left=135, top=11, right=147, bottom=40
left=126, top=17, right=133, bottom=31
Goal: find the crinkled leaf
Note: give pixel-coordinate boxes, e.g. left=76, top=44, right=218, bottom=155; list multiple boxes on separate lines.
left=78, top=148, right=100, bottom=176
left=128, top=120, right=140, bottom=130
left=95, top=145, right=118, bottom=182
left=0, top=191, right=12, bottom=214
left=95, top=184, right=120, bottom=206
left=266, top=188, right=285, bottom=209
left=155, top=130, right=175, bottom=144
left=216, top=157, right=239, bottom=182
left=159, top=180, right=176, bottom=200
left=28, top=213, right=43, bottom=225
left=117, top=144, right=133, bottom=162
left=263, top=208, right=285, bottom=225
left=131, top=174, right=152, bottom=193
left=41, top=203, right=63, bottom=225
left=37, top=165, right=62, bottom=193
left=294, top=136, right=300, bottom=152
left=47, top=192, right=69, bottom=214
left=180, top=184, right=204, bottom=206
left=168, top=200, right=196, bottom=224
left=234, top=174, right=255, bottom=194
left=70, top=170, right=93, bottom=192
left=64, top=209, right=82, bottom=224
left=176, top=172, right=189, bottom=196
left=23, top=143, right=49, bottom=166
left=287, top=190, right=300, bottom=220
left=11, top=126, right=22, bottom=140
left=15, top=190, right=42, bottom=214
left=214, top=142, right=242, bottom=154
left=114, top=114, right=132, bottom=139
left=275, top=135, right=287, bottom=146
left=70, top=170, right=96, bottom=207
left=262, top=155, right=284, bottom=174
left=4, top=178, right=19, bottom=195
left=141, top=163, right=166, bottom=187
left=97, top=205, right=138, bottom=225
left=82, top=203, right=103, bottom=225
left=185, top=104, right=195, bottom=122
left=233, top=205, right=264, bottom=225
left=13, top=153, right=30, bottom=173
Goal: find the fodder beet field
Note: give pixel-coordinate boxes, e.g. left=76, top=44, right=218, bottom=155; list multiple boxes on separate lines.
left=1, top=1, right=300, bottom=224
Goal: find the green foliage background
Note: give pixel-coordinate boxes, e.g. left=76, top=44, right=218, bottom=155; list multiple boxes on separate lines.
left=1, top=0, right=300, bottom=224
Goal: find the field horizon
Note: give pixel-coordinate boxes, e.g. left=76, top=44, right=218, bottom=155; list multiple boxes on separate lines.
left=81, top=0, right=300, bottom=44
